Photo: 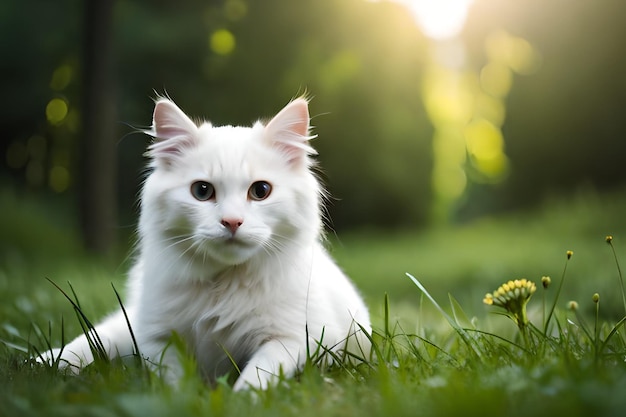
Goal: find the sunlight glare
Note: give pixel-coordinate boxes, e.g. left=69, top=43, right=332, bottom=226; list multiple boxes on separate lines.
left=399, top=0, right=474, bottom=40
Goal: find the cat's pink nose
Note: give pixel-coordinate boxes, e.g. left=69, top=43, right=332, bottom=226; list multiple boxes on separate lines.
left=221, top=218, right=243, bottom=235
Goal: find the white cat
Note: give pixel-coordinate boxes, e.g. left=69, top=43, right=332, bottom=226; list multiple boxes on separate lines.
left=42, top=96, right=371, bottom=391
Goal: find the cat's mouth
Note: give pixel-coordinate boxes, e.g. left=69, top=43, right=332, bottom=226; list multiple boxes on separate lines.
left=190, top=232, right=260, bottom=266
left=194, top=230, right=253, bottom=248
left=224, top=236, right=254, bottom=249
left=222, top=235, right=254, bottom=248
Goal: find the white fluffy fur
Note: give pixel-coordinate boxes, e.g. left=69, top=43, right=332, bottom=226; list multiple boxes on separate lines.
left=44, top=97, right=371, bottom=390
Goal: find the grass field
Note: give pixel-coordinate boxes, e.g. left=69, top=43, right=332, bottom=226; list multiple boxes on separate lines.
left=2, top=186, right=626, bottom=416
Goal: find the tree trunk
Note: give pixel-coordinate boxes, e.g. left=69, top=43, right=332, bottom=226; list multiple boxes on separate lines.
left=79, top=0, right=117, bottom=254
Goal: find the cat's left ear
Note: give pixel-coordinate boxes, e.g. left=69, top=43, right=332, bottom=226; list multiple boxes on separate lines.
left=263, top=97, right=317, bottom=169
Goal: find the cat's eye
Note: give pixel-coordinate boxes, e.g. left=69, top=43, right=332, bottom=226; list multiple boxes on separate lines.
left=248, top=181, right=272, bottom=201
left=190, top=181, right=215, bottom=201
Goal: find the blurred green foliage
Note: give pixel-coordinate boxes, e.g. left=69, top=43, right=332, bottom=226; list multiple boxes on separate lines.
left=2, top=0, right=626, bottom=247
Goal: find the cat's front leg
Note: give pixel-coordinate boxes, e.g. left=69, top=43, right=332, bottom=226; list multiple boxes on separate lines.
left=36, top=309, right=135, bottom=371
left=233, top=338, right=302, bottom=391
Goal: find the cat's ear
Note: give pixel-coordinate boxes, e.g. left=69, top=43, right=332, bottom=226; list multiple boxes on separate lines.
left=145, top=98, right=199, bottom=165
left=263, top=97, right=317, bottom=169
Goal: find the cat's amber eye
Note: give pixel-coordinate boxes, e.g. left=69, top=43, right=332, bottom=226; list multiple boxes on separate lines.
left=190, top=181, right=215, bottom=201
left=248, top=181, right=272, bottom=201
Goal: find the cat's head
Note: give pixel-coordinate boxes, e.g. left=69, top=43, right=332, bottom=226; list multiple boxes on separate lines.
left=139, top=96, right=323, bottom=272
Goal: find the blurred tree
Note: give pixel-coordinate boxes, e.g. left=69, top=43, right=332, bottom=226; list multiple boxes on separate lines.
left=460, top=0, right=626, bottom=218
left=3, top=0, right=626, bottom=242
left=79, top=0, right=117, bottom=253
left=1, top=0, right=80, bottom=189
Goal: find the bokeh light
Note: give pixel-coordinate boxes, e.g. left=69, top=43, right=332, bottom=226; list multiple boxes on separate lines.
left=223, top=0, right=247, bottom=21
left=422, top=69, right=474, bottom=125
left=46, top=98, right=69, bottom=125
left=485, top=30, right=541, bottom=75
left=480, top=62, right=512, bottom=98
left=465, top=118, right=509, bottom=180
left=49, top=165, right=70, bottom=193
left=50, top=65, right=73, bottom=91
left=209, top=29, right=236, bottom=55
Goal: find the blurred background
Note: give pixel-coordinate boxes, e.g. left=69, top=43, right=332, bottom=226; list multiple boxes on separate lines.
left=2, top=0, right=626, bottom=326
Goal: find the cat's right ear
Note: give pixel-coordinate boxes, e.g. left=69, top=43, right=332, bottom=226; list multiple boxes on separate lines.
left=145, top=98, right=198, bottom=165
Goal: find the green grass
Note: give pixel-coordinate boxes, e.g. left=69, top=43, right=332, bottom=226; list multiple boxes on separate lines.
left=3, top=186, right=626, bottom=416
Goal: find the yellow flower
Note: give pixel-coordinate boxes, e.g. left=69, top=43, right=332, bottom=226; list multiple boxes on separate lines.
left=483, top=293, right=494, bottom=305
left=566, top=250, right=573, bottom=259
left=484, top=278, right=537, bottom=329
left=606, top=235, right=613, bottom=243
left=541, top=276, right=551, bottom=289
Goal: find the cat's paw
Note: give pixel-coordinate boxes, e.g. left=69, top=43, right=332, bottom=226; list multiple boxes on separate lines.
left=233, top=375, right=267, bottom=392
left=233, top=363, right=281, bottom=391
left=33, top=347, right=62, bottom=367
left=32, top=347, right=83, bottom=374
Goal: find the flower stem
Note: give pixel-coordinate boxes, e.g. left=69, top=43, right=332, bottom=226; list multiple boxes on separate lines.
left=544, top=252, right=572, bottom=335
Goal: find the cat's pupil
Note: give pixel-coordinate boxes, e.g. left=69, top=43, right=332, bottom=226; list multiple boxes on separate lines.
left=191, top=181, right=215, bottom=201
left=249, top=181, right=272, bottom=201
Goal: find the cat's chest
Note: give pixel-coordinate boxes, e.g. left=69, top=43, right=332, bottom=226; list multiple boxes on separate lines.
left=141, top=275, right=279, bottom=336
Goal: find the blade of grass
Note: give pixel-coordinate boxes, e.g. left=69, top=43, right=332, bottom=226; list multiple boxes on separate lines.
left=111, top=283, right=140, bottom=358
left=217, top=341, right=242, bottom=376
left=599, top=315, right=626, bottom=354
left=46, top=278, right=108, bottom=362
left=0, top=338, right=29, bottom=353
left=384, top=293, right=390, bottom=339
left=405, top=273, right=481, bottom=359
left=448, top=293, right=475, bottom=329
